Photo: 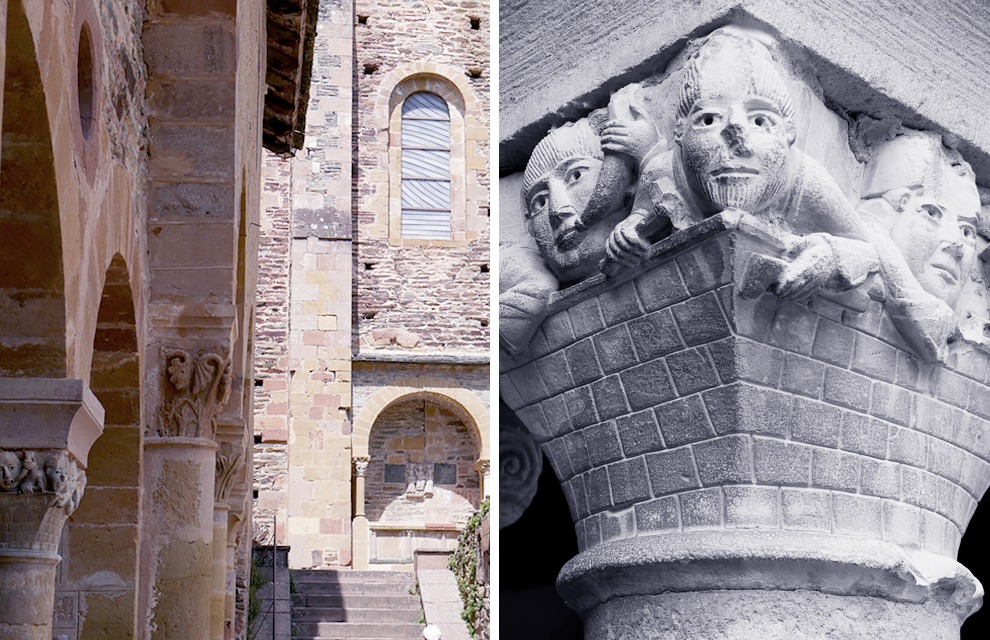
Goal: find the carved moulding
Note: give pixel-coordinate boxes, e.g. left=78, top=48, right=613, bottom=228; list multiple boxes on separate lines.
left=158, top=347, right=233, bottom=439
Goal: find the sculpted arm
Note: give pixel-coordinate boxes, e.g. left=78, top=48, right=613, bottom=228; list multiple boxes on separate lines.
left=499, top=246, right=559, bottom=355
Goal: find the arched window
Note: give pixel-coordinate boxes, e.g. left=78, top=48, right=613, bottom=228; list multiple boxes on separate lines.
left=400, top=92, right=451, bottom=239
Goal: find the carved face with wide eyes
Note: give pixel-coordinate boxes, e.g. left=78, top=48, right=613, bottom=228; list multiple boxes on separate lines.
left=525, top=156, right=630, bottom=284
left=679, top=95, right=793, bottom=214
left=0, top=452, right=20, bottom=491
left=889, top=178, right=979, bottom=308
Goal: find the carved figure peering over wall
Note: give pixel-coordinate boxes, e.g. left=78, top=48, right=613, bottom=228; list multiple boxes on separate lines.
left=0, top=449, right=88, bottom=516
left=499, top=28, right=990, bottom=366
left=159, top=347, right=234, bottom=439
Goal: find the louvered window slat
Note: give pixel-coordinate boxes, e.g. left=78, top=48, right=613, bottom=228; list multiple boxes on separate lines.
left=400, top=92, right=451, bottom=239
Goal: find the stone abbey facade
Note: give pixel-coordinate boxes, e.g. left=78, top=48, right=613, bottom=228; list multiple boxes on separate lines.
left=0, top=0, right=314, bottom=638
left=252, top=0, right=490, bottom=570
left=500, top=3, right=990, bottom=638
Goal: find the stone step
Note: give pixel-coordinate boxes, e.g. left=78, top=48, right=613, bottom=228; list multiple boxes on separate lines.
left=293, top=570, right=414, bottom=583
left=292, top=593, right=422, bottom=609
left=293, top=581, right=418, bottom=596
left=292, top=621, right=424, bottom=638
left=291, top=606, right=422, bottom=623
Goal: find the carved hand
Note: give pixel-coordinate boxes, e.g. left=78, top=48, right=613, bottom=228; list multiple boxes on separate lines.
left=499, top=277, right=556, bottom=354
left=605, top=211, right=651, bottom=268
left=601, top=102, right=659, bottom=166
left=776, top=234, right=839, bottom=302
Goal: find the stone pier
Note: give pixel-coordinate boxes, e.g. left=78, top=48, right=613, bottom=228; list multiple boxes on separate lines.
left=0, top=379, right=104, bottom=639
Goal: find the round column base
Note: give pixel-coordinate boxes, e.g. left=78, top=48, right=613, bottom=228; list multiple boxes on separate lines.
left=586, top=588, right=966, bottom=640
left=559, top=531, right=983, bottom=640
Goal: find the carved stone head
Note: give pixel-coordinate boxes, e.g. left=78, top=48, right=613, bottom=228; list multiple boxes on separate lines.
left=863, top=132, right=981, bottom=308
left=523, top=120, right=633, bottom=284
left=45, top=451, right=71, bottom=493
left=675, top=33, right=797, bottom=215
left=0, top=451, right=20, bottom=492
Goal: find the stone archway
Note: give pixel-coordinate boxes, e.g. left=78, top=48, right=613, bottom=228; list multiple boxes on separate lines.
left=55, top=254, right=141, bottom=639
left=0, top=0, right=66, bottom=379
left=351, top=377, right=489, bottom=569
left=364, top=395, right=479, bottom=566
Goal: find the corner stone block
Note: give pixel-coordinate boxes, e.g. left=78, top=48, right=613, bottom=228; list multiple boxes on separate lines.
left=679, top=488, right=722, bottom=530
left=780, top=489, right=830, bottom=531
left=675, top=236, right=732, bottom=295
left=645, top=447, right=699, bottom=496
left=693, top=435, right=753, bottom=486
left=832, top=493, right=882, bottom=537
left=703, top=383, right=790, bottom=438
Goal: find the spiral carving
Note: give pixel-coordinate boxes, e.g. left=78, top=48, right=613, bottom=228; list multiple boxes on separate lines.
left=499, top=423, right=542, bottom=529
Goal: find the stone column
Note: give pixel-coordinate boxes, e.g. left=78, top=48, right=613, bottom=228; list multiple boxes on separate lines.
left=501, top=215, right=990, bottom=638
left=224, top=513, right=244, bottom=640
left=475, top=459, right=491, bottom=499
left=212, top=434, right=244, bottom=640
left=0, top=378, right=103, bottom=640
left=352, top=456, right=370, bottom=570
left=140, top=338, right=233, bottom=640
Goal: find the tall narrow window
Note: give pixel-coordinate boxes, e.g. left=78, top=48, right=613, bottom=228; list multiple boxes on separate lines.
left=401, top=92, right=451, bottom=238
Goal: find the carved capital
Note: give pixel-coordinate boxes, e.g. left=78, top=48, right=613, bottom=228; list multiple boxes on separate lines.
left=353, top=456, right=370, bottom=477
left=215, top=440, right=245, bottom=504
left=0, top=448, right=88, bottom=554
left=474, top=459, right=491, bottom=476
left=158, top=347, right=233, bottom=439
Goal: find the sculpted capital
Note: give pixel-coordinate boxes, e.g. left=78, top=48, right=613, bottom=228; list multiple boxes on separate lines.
left=158, top=347, right=233, bottom=439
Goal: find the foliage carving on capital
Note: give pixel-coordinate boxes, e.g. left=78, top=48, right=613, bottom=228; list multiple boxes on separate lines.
left=353, top=456, right=370, bottom=477
left=215, top=440, right=245, bottom=504
left=0, top=449, right=87, bottom=516
left=158, top=347, right=233, bottom=439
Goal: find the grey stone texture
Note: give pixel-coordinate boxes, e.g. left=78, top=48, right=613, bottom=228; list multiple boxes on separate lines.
left=502, top=219, right=990, bottom=562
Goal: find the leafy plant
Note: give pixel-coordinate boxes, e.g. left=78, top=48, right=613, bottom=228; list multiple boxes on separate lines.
left=248, top=558, right=266, bottom=627
left=448, top=498, right=489, bottom=640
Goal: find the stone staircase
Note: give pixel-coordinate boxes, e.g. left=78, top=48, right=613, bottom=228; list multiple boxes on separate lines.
left=291, top=570, right=425, bottom=640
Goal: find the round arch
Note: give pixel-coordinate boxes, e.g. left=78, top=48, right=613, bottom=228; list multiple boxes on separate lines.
left=352, top=376, right=489, bottom=461
left=368, top=62, right=485, bottom=246
left=376, top=61, right=479, bottom=117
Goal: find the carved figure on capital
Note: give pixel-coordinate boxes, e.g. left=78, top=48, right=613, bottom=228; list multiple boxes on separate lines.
left=159, top=347, right=233, bottom=439
left=857, top=130, right=987, bottom=362
left=0, top=449, right=87, bottom=515
left=500, top=102, right=649, bottom=353
left=610, top=32, right=879, bottom=301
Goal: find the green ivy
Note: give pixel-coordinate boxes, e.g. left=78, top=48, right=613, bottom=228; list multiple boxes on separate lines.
left=449, top=498, right=489, bottom=640
left=248, top=558, right=265, bottom=626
